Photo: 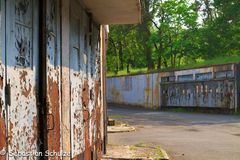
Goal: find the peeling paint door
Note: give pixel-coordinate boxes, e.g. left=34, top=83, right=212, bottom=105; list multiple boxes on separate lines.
left=70, top=1, right=85, bottom=159
left=0, top=0, right=7, bottom=159
left=45, top=0, right=62, bottom=158
left=5, top=0, right=39, bottom=159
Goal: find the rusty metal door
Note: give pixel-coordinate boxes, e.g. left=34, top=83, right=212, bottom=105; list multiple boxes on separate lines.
left=45, top=0, right=62, bottom=158
left=0, top=0, right=7, bottom=159
left=70, top=1, right=85, bottom=158
left=5, top=0, right=39, bottom=159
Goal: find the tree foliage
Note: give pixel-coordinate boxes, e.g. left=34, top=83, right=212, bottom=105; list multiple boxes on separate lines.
left=107, top=0, right=240, bottom=74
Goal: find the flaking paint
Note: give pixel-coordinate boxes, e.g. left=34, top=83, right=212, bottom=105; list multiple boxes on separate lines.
left=0, top=0, right=107, bottom=159
left=45, top=0, right=62, bottom=157
left=0, top=75, right=6, bottom=160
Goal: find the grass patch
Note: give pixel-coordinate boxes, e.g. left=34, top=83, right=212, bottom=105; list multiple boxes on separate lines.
left=107, top=67, right=148, bottom=77
left=107, top=55, right=240, bottom=77
left=155, top=146, right=165, bottom=159
left=131, top=143, right=168, bottom=159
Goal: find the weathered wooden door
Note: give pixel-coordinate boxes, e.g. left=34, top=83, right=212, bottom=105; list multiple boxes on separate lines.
left=5, top=0, right=39, bottom=159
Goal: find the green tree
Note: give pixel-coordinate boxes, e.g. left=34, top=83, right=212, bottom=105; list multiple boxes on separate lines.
left=107, top=0, right=240, bottom=76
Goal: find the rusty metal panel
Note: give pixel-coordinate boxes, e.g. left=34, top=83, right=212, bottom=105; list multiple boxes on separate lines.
left=6, top=0, right=40, bottom=159
left=46, top=0, right=62, bottom=158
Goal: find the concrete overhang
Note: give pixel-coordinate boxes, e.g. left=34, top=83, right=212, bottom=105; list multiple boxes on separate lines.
left=82, top=0, right=141, bottom=25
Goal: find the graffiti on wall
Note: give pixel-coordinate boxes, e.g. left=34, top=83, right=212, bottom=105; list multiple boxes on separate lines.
left=161, top=80, right=235, bottom=108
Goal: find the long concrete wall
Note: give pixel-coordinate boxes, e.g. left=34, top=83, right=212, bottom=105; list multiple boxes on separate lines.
left=107, top=63, right=240, bottom=112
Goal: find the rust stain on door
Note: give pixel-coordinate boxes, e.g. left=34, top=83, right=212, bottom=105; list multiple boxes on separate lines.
left=83, top=80, right=91, bottom=160
left=47, top=77, right=61, bottom=159
left=46, top=0, right=62, bottom=157
left=19, top=71, right=32, bottom=98
left=0, top=95, right=6, bottom=160
left=93, top=80, right=102, bottom=158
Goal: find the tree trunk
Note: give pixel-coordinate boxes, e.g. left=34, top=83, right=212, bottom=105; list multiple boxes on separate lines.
left=163, top=58, right=168, bottom=68
left=173, top=53, right=176, bottom=68
left=142, top=25, right=154, bottom=70
left=204, top=0, right=213, bottom=22
left=127, top=60, right=130, bottom=73
left=118, top=41, right=124, bottom=70
left=154, top=43, right=162, bottom=70
left=178, top=56, right=182, bottom=67
left=157, top=54, right=162, bottom=70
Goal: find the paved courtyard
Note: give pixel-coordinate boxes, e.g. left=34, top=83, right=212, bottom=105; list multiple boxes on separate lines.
left=107, top=105, right=240, bottom=160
